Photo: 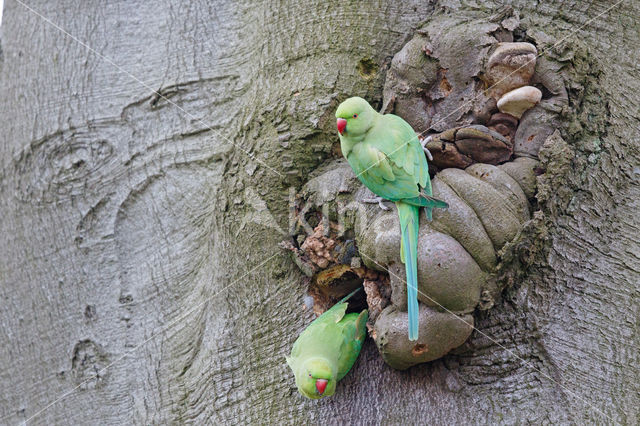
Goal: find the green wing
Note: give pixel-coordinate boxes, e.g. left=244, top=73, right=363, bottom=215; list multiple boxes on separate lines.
left=385, top=114, right=430, bottom=192
left=348, top=113, right=431, bottom=202
left=335, top=309, right=368, bottom=380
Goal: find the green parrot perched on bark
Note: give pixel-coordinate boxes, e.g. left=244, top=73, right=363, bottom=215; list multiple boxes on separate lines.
left=286, top=289, right=368, bottom=399
left=335, top=97, right=448, bottom=341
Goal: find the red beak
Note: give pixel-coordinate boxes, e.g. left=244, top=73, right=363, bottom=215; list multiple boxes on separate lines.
left=315, top=379, right=328, bottom=395
left=336, top=118, right=347, bottom=135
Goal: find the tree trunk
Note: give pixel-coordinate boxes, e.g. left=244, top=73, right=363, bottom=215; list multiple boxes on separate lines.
left=0, top=1, right=637, bottom=424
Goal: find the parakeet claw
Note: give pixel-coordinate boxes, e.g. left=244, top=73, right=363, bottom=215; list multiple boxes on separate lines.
left=420, top=135, right=434, bottom=161
left=423, top=146, right=433, bottom=161
left=362, top=196, right=390, bottom=211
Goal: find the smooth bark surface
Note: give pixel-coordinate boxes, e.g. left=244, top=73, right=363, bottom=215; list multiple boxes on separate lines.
left=0, top=1, right=637, bottom=424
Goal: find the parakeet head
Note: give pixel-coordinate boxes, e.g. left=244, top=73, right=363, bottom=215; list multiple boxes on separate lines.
left=292, top=357, right=337, bottom=399
left=335, top=97, right=375, bottom=137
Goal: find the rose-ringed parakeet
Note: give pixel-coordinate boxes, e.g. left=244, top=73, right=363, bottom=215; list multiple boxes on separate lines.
left=335, top=97, right=448, bottom=341
left=286, top=289, right=368, bottom=399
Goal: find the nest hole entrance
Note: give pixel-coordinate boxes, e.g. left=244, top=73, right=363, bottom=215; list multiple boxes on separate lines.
left=307, top=265, right=369, bottom=315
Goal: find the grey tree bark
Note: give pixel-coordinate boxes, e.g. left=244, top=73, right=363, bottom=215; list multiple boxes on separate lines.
left=0, top=0, right=637, bottom=424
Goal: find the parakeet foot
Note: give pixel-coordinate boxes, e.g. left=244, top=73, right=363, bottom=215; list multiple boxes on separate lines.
left=362, top=196, right=390, bottom=211
left=420, top=135, right=434, bottom=161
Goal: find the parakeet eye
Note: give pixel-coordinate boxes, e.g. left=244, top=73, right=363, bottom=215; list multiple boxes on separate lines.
left=353, top=114, right=358, bottom=118
left=308, top=373, right=312, bottom=378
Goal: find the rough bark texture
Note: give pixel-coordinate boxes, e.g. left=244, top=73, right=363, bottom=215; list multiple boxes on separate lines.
left=0, top=1, right=638, bottom=424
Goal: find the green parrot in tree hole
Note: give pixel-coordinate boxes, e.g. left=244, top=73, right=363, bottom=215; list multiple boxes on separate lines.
left=286, top=289, right=368, bottom=399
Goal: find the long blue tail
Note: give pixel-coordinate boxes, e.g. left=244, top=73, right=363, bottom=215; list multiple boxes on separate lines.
left=396, top=201, right=420, bottom=341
